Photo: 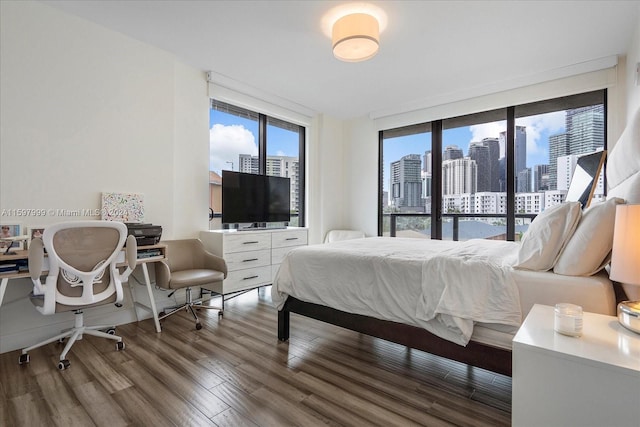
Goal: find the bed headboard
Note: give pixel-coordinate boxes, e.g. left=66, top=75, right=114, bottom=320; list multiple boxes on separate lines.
left=606, top=107, right=640, bottom=299
left=607, top=107, right=640, bottom=203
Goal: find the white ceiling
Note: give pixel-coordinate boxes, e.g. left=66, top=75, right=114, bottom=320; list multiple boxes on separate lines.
left=43, top=1, right=640, bottom=120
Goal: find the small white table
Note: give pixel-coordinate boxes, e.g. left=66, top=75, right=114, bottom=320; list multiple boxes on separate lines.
left=512, top=304, right=640, bottom=427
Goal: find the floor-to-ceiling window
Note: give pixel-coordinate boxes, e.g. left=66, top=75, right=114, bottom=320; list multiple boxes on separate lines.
left=379, top=90, right=606, bottom=240
left=209, top=100, right=306, bottom=229
left=379, top=124, right=432, bottom=237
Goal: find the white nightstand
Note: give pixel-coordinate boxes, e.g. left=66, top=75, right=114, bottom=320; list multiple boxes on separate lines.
left=512, top=304, right=640, bottom=427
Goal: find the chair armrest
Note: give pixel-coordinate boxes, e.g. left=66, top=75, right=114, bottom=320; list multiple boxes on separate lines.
left=28, top=237, right=45, bottom=295
left=120, top=235, right=138, bottom=281
left=203, top=251, right=228, bottom=278
left=28, top=237, right=44, bottom=280
left=154, top=260, right=172, bottom=289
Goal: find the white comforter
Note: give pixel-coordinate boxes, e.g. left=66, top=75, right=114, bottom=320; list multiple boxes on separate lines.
left=272, top=237, right=522, bottom=346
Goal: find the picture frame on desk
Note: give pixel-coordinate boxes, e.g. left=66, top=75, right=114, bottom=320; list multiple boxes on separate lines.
left=26, top=226, right=46, bottom=249
left=0, top=223, right=23, bottom=251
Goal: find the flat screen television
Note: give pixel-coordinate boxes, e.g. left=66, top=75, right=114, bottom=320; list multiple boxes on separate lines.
left=222, top=170, right=291, bottom=226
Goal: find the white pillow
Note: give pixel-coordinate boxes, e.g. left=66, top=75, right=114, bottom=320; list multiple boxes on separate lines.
left=554, top=197, right=625, bottom=276
left=515, top=202, right=582, bottom=271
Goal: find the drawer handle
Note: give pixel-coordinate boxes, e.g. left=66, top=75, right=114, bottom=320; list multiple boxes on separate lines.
left=242, top=258, right=258, bottom=262
left=285, top=237, right=298, bottom=241
left=243, top=241, right=260, bottom=244
left=243, top=275, right=259, bottom=280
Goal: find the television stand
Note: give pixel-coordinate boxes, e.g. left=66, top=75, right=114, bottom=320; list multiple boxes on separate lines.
left=236, top=223, right=288, bottom=231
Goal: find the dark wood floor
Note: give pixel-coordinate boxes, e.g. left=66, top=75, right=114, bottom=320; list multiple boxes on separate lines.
left=0, top=288, right=512, bottom=426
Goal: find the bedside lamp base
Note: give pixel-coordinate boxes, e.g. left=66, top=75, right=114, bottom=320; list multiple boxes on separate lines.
left=617, top=301, right=640, bottom=334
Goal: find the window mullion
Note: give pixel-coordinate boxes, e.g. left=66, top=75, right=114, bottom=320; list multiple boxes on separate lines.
left=506, top=106, right=515, bottom=241
left=431, top=120, right=443, bottom=240
left=259, top=113, right=267, bottom=175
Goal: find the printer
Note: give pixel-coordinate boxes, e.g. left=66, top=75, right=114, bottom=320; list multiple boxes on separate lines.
left=125, top=223, right=162, bottom=246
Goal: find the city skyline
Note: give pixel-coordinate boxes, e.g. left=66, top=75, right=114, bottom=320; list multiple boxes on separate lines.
left=384, top=106, right=604, bottom=215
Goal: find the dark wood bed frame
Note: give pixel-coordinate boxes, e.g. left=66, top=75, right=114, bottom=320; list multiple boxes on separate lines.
left=278, top=296, right=513, bottom=377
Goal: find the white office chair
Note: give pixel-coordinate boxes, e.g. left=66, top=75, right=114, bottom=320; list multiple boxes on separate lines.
left=323, top=229, right=365, bottom=243
left=19, top=221, right=137, bottom=370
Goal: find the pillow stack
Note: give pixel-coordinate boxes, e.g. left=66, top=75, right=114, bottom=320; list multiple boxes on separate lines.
left=515, top=198, right=625, bottom=276
left=515, top=202, right=582, bottom=271
left=554, top=197, right=624, bottom=276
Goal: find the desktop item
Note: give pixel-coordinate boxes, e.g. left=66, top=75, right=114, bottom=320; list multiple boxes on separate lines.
left=125, top=223, right=162, bottom=246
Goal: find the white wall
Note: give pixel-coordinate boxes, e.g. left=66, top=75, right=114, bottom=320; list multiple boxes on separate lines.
left=625, top=8, right=640, bottom=118
left=0, top=1, right=210, bottom=238
left=0, top=1, right=209, bottom=352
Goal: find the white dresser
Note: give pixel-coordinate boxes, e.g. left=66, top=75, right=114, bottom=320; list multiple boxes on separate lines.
left=199, top=227, right=308, bottom=296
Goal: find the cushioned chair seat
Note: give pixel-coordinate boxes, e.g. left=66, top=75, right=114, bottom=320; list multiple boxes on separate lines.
left=155, top=238, right=227, bottom=330
left=169, top=269, right=225, bottom=289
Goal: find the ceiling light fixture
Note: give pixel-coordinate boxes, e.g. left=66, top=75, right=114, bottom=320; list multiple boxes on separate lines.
left=332, top=12, right=380, bottom=62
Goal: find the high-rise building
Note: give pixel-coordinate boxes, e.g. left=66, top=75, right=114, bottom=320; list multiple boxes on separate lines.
left=481, top=137, right=501, bottom=191
left=469, top=142, right=490, bottom=192
left=567, top=105, right=605, bottom=155
left=548, top=132, right=568, bottom=190
left=238, top=154, right=259, bottom=173
left=390, top=154, right=424, bottom=211
left=499, top=126, right=527, bottom=191
left=442, top=158, right=477, bottom=195
left=557, top=154, right=579, bottom=191
left=515, top=126, right=527, bottom=178
left=517, top=167, right=532, bottom=193
left=423, top=150, right=432, bottom=174
left=443, top=145, right=464, bottom=161
left=533, top=164, right=550, bottom=192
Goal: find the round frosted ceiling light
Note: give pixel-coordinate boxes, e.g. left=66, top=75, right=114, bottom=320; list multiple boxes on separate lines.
left=332, top=13, right=379, bottom=62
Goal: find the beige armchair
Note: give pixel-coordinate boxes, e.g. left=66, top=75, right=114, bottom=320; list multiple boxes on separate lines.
left=155, top=239, right=227, bottom=330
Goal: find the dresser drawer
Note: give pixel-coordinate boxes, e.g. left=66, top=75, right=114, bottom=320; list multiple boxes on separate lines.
left=224, top=249, right=271, bottom=272
left=272, top=230, right=308, bottom=249
left=224, top=265, right=272, bottom=293
left=223, top=233, right=271, bottom=253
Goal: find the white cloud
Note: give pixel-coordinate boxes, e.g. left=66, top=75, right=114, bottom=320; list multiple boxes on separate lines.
left=209, top=124, right=258, bottom=172
left=470, top=121, right=506, bottom=142
left=516, top=111, right=565, bottom=160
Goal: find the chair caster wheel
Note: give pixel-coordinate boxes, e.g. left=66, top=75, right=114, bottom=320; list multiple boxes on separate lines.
left=106, top=328, right=116, bottom=335
left=18, top=353, right=30, bottom=365
left=195, top=323, right=203, bottom=330
left=58, top=360, right=70, bottom=370
left=159, top=312, right=166, bottom=319
left=116, top=341, right=125, bottom=351
left=218, top=311, right=224, bottom=317
left=58, top=338, right=65, bottom=344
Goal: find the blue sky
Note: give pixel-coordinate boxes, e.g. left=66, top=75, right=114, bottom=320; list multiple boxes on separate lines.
left=209, top=109, right=299, bottom=173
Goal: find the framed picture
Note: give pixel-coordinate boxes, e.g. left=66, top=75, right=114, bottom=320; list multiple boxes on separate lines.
left=26, top=226, right=46, bottom=248
left=101, top=192, right=145, bottom=222
left=0, top=223, right=24, bottom=252
left=565, top=150, right=607, bottom=209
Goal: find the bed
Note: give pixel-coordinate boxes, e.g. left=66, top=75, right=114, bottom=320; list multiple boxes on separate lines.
left=273, top=107, right=640, bottom=377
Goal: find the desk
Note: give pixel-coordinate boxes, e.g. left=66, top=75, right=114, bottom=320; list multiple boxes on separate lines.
left=0, top=244, right=166, bottom=333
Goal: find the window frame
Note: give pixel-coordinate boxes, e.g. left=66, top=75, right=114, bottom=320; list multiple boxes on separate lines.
left=210, top=99, right=306, bottom=227
left=378, top=90, right=607, bottom=239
